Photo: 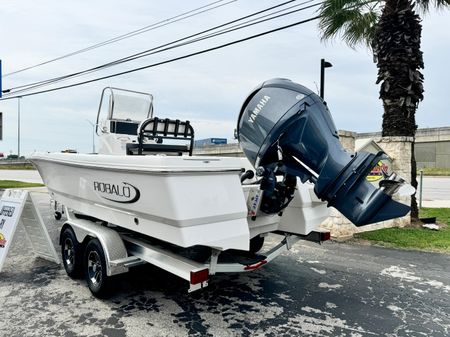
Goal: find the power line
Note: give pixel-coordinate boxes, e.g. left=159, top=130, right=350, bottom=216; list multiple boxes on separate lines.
left=0, top=14, right=320, bottom=101
left=4, top=0, right=301, bottom=94
left=2, top=0, right=237, bottom=77
left=5, top=0, right=320, bottom=96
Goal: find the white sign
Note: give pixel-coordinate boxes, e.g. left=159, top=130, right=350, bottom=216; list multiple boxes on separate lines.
left=0, top=189, right=59, bottom=272
left=0, top=190, right=28, bottom=271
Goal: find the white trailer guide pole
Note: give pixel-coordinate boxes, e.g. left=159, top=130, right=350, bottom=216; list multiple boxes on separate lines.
left=0, top=189, right=59, bottom=272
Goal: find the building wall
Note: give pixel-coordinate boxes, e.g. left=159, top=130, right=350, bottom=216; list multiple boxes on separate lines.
left=357, top=126, right=450, bottom=169
left=415, top=141, right=450, bottom=169
left=194, top=138, right=228, bottom=147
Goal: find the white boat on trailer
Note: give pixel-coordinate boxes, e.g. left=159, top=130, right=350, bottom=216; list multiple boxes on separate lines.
left=31, top=81, right=413, bottom=297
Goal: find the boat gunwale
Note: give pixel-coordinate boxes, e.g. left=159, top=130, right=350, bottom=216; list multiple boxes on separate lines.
left=30, top=155, right=244, bottom=174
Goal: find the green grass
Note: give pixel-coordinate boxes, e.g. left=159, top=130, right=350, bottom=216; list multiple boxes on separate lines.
left=419, top=167, right=450, bottom=176
left=420, top=208, right=450, bottom=225
left=0, top=180, right=45, bottom=189
left=354, top=208, right=450, bottom=253
left=0, top=163, right=36, bottom=170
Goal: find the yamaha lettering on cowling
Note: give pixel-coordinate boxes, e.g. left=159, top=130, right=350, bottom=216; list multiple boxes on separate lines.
left=93, top=181, right=140, bottom=203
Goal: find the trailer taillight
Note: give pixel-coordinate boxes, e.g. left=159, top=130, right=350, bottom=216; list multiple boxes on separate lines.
left=244, top=260, right=267, bottom=271
left=190, top=268, right=209, bottom=285
left=321, top=232, right=331, bottom=241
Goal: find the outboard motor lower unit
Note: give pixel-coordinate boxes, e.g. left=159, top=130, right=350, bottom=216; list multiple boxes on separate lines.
left=237, top=78, right=411, bottom=226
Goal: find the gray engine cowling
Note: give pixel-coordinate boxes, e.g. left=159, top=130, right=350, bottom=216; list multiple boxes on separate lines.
left=237, top=78, right=410, bottom=226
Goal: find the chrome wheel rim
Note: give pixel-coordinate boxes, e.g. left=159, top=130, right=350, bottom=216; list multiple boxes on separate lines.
left=63, top=238, right=74, bottom=268
left=87, top=251, right=102, bottom=287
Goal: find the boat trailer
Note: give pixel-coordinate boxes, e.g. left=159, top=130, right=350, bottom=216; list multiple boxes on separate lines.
left=60, top=208, right=330, bottom=296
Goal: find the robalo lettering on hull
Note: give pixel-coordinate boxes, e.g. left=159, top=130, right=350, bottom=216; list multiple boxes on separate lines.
left=93, top=181, right=141, bottom=203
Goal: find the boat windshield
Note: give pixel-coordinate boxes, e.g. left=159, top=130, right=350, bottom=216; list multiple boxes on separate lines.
left=97, top=88, right=154, bottom=131
left=110, top=92, right=153, bottom=122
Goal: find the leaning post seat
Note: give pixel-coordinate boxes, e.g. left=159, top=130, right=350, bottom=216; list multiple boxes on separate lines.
left=133, top=117, right=195, bottom=156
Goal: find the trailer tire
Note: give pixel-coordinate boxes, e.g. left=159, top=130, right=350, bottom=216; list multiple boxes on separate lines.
left=249, top=235, right=265, bottom=253
left=84, top=238, right=111, bottom=298
left=61, top=227, right=83, bottom=278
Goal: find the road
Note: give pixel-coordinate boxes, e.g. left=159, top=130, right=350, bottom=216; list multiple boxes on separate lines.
left=419, top=176, right=450, bottom=207
left=0, top=192, right=449, bottom=336
left=0, top=169, right=43, bottom=183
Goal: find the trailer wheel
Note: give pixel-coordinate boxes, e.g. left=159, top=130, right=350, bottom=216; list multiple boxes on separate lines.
left=54, top=211, right=62, bottom=220
left=61, top=227, right=83, bottom=278
left=249, top=235, right=265, bottom=253
left=84, top=239, right=110, bottom=298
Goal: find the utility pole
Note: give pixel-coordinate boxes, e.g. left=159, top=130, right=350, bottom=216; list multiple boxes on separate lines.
left=18, top=97, right=21, bottom=157
left=0, top=59, right=2, bottom=99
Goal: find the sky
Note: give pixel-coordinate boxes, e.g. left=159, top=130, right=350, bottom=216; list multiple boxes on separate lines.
left=0, top=0, right=449, bottom=156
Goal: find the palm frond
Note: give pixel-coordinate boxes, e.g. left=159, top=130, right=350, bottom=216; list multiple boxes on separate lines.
left=415, top=0, right=450, bottom=13
left=318, top=0, right=382, bottom=48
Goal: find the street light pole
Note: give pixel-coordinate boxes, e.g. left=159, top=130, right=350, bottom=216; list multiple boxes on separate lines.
left=320, top=59, right=333, bottom=99
left=18, top=96, right=21, bottom=157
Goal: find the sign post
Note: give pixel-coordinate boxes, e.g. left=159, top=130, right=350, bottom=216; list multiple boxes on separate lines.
left=0, top=190, right=60, bottom=272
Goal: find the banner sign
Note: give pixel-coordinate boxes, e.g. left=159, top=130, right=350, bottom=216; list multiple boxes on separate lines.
left=366, top=160, right=391, bottom=182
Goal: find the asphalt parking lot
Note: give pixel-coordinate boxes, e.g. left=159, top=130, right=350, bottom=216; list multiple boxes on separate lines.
left=0, top=191, right=449, bottom=337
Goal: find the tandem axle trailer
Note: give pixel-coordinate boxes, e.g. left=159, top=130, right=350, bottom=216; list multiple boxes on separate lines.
left=59, top=208, right=330, bottom=297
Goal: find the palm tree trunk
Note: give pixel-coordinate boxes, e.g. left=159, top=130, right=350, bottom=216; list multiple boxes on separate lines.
left=374, top=0, right=424, bottom=219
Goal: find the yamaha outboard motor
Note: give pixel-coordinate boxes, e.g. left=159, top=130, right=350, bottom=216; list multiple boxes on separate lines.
left=237, top=78, right=411, bottom=226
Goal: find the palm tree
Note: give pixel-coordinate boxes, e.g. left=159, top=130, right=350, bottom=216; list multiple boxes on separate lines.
left=318, top=0, right=450, bottom=218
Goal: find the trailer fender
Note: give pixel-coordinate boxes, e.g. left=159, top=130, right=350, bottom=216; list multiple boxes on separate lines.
left=61, top=220, right=128, bottom=276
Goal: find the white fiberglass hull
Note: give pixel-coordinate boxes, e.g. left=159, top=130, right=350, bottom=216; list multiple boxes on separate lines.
left=31, top=153, right=252, bottom=250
